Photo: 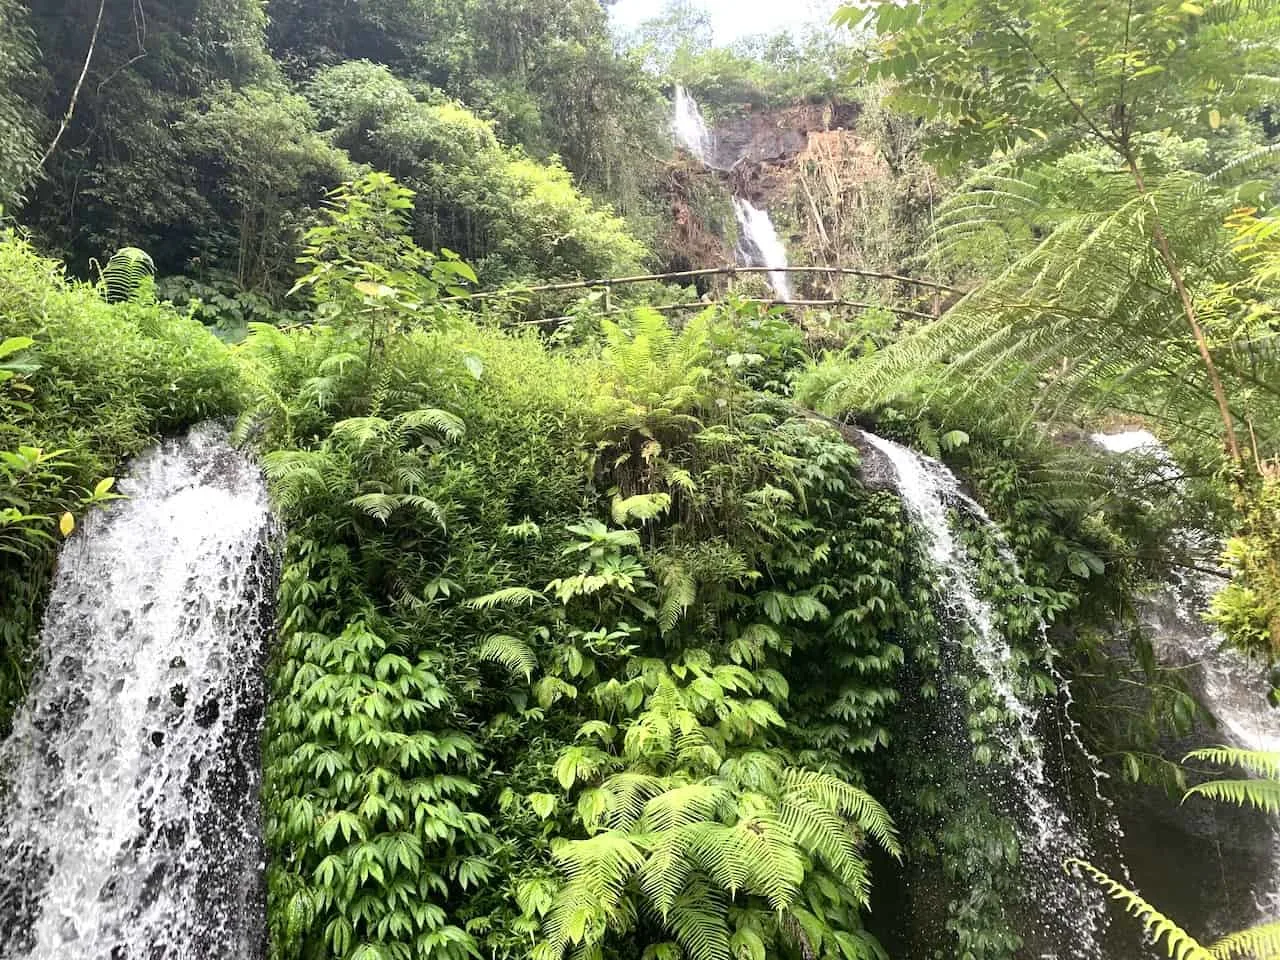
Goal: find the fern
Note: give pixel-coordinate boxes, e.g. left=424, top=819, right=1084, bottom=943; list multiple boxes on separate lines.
left=1209, top=922, right=1280, bottom=959
left=1183, top=779, right=1280, bottom=814
left=465, top=586, right=546, bottom=610
left=97, top=246, right=156, bottom=303
left=474, top=634, right=538, bottom=681
left=1069, top=860, right=1215, bottom=960
left=801, top=157, right=1280, bottom=453
left=657, top=563, right=696, bottom=635
left=1185, top=747, right=1280, bottom=781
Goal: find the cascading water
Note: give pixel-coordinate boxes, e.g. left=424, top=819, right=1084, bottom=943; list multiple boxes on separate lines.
left=673, top=85, right=713, bottom=166
left=1095, top=429, right=1280, bottom=925
left=669, top=85, right=794, bottom=301
left=732, top=196, right=793, bottom=301
left=862, top=430, right=1113, bottom=958
left=0, top=424, right=277, bottom=960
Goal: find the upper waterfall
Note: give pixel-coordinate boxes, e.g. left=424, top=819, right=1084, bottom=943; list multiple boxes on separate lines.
left=669, top=84, right=794, bottom=301
left=0, top=424, right=277, bottom=960
left=672, top=85, right=713, bottom=166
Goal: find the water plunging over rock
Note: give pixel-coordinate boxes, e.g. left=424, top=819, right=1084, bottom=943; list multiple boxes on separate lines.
left=669, top=85, right=794, bottom=301
left=1094, top=429, right=1280, bottom=933
left=732, top=196, right=792, bottom=300
left=0, top=423, right=277, bottom=960
left=673, top=85, right=714, bottom=167
left=862, top=430, right=1113, bottom=959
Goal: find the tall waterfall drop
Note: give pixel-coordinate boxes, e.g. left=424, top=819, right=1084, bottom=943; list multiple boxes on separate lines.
left=0, top=424, right=277, bottom=960
left=669, top=84, right=794, bottom=301
left=732, top=196, right=793, bottom=301
left=862, top=430, right=1112, bottom=958
left=672, top=85, right=713, bottom=165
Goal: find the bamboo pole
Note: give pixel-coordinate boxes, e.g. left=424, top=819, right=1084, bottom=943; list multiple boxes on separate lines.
left=443, top=265, right=959, bottom=304
left=510, top=297, right=937, bottom=326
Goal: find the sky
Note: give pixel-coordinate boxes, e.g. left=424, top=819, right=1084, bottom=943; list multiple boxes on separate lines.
left=608, top=0, right=839, bottom=45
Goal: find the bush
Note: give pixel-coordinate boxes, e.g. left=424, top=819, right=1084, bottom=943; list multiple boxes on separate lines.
left=307, top=61, right=649, bottom=284
left=0, top=228, right=242, bottom=730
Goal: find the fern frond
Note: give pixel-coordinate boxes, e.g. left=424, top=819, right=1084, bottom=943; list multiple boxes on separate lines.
left=98, top=246, right=155, bottom=303
left=600, top=773, right=671, bottom=830
left=474, top=634, right=537, bottom=681
left=1069, top=859, right=1215, bottom=960
left=664, top=883, right=732, bottom=960
left=635, top=830, right=693, bottom=919
left=349, top=492, right=398, bottom=523
left=780, top=769, right=901, bottom=859
left=1184, top=747, right=1280, bottom=780
left=657, top=563, right=696, bottom=635
left=331, top=416, right=391, bottom=450
left=1210, top=922, right=1280, bottom=960
left=395, top=407, right=465, bottom=443
left=1183, top=778, right=1280, bottom=814
left=638, top=783, right=733, bottom=832
left=464, top=586, right=546, bottom=610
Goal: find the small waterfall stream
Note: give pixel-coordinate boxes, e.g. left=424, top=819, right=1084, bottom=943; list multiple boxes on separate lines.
left=673, top=85, right=713, bottom=166
left=0, top=424, right=277, bottom=960
left=732, top=197, right=793, bottom=301
left=863, top=431, right=1112, bottom=958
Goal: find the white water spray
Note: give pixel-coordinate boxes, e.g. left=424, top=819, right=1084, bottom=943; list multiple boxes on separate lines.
left=673, top=85, right=713, bottom=165
left=862, top=430, right=1111, bottom=958
left=0, top=424, right=276, bottom=960
left=733, top=196, right=793, bottom=301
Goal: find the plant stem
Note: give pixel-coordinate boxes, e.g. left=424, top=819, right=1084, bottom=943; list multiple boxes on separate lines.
left=39, top=0, right=107, bottom=170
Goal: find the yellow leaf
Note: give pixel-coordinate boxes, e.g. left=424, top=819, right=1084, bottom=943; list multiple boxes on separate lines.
left=59, top=512, right=75, bottom=536
left=353, top=280, right=394, bottom=299
left=1209, top=108, right=1222, bottom=130
left=1180, top=1, right=1204, bottom=13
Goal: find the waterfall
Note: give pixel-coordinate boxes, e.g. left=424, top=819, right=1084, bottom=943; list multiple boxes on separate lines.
left=732, top=196, right=793, bottom=301
left=0, top=424, right=277, bottom=960
left=1095, top=429, right=1280, bottom=922
left=673, top=85, right=713, bottom=165
left=669, top=85, right=794, bottom=301
left=862, top=430, right=1112, bottom=958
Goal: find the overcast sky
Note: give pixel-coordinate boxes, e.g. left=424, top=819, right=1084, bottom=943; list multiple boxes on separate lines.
left=608, top=0, right=839, bottom=45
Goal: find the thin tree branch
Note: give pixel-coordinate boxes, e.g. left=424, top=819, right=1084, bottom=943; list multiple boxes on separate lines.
left=1004, top=19, right=1123, bottom=153
left=39, top=0, right=107, bottom=170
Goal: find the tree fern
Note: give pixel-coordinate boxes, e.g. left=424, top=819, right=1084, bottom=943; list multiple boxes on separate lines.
left=801, top=156, right=1280, bottom=456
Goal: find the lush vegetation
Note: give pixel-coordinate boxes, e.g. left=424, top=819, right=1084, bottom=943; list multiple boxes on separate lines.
left=0, top=226, right=240, bottom=730
left=2, top=1, right=1279, bottom=960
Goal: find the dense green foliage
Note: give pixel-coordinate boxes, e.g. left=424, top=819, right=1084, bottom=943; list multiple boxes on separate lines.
left=305, top=62, right=647, bottom=284
left=2, top=1, right=1279, bottom=959
left=235, top=201, right=938, bottom=957
left=829, top=0, right=1280, bottom=657
left=0, top=226, right=240, bottom=731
